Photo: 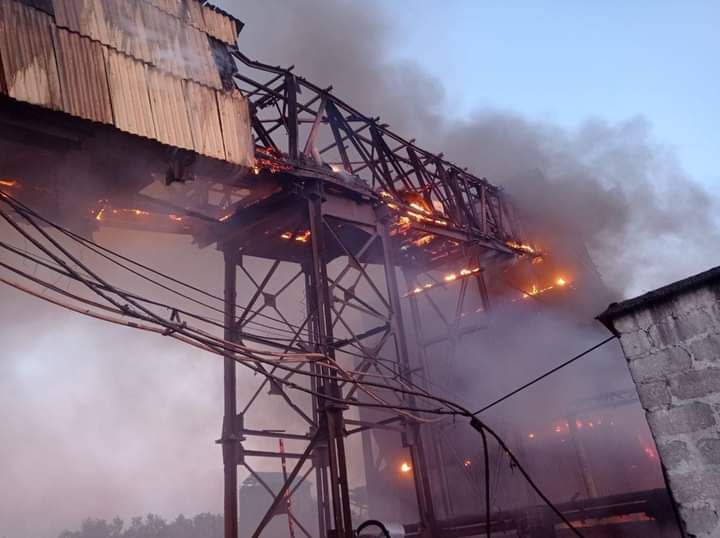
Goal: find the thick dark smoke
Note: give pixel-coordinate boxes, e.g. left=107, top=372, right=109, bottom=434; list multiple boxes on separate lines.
left=223, top=0, right=720, bottom=296
left=1, top=1, right=718, bottom=537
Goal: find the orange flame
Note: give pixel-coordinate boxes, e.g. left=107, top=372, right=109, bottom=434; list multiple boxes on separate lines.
left=506, top=240, right=536, bottom=254
left=294, top=230, right=311, bottom=243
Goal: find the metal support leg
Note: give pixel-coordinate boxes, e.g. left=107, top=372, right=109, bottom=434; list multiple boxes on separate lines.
left=306, top=183, right=354, bottom=538
left=222, top=248, right=239, bottom=538
left=376, top=210, right=438, bottom=537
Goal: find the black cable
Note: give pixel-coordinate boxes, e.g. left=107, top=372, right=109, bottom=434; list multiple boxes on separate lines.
left=472, top=336, right=616, bottom=415
left=469, top=417, right=584, bottom=537
left=0, top=192, right=312, bottom=337
left=356, top=520, right=391, bottom=538
left=0, top=192, right=595, bottom=532
left=480, top=424, right=490, bottom=538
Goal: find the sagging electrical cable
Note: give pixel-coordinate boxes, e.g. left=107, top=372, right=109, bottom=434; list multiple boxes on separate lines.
left=0, top=194, right=600, bottom=534
left=0, top=271, right=586, bottom=535
left=472, top=336, right=617, bottom=415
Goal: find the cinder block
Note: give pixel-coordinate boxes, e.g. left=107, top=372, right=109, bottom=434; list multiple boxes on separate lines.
left=698, top=439, right=720, bottom=465
left=657, top=440, right=692, bottom=470
left=652, top=309, right=716, bottom=346
left=670, top=368, right=720, bottom=400
left=681, top=504, right=719, bottom=536
left=676, top=309, right=716, bottom=342
left=628, top=346, right=692, bottom=382
left=689, top=333, right=720, bottom=363
left=671, top=470, right=720, bottom=504
left=620, top=328, right=654, bottom=359
left=637, top=381, right=671, bottom=410
left=648, top=402, right=715, bottom=436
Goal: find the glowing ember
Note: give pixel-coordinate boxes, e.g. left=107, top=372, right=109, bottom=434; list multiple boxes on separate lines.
left=280, top=231, right=293, bottom=240
left=404, top=268, right=480, bottom=297
left=0, top=179, right=17, bottom=188
left=463, top=459, right=472, bottom=467
left=413, top=234, right=435, bottom=247
left=506, top=240, right=536, bottom=254
left=520, top=276, right=572, bottom=300
left=95, top=208, right=105, bottom=221
left=528, top=433, right=535, bottom=439
left=169, top=214, right=183, bottom=222
left=400, top=462, right=412, bottom=474
left=294, top=230, right=311, bottom=243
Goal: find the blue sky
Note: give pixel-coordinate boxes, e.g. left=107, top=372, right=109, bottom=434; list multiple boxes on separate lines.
left=377, top=1, right=719, bottom=192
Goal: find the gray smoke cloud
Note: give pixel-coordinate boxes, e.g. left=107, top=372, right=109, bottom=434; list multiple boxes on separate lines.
left=222, top=0, right=720, bottom=296
left=1, top=0, right=718, bottom=537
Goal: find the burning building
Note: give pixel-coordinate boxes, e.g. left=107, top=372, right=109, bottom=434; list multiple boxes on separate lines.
left=0, top=1, right=689, bottom=537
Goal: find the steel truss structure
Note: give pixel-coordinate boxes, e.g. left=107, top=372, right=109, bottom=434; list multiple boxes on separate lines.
left=0, top=24, right=533, bottom=538
left=202, top=49, right=531, bottom=538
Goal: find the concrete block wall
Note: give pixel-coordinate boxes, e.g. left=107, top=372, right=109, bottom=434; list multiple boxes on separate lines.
left=611, top=285, right=720, bottom=537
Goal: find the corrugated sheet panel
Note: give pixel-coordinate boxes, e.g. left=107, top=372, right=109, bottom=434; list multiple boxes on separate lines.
left=0, top=0, right=61, bottom=108
left=53, top=0, right=114, bottom=49
left=217, top=90, right=254, bottom=166
left=182, top=0, right=206, bottom=33
left=104, top=48, right=156, bottom=139
left=53, top=28, right=112, bottom=123
left=104, top=0, right=152, bottom=65
left=146, top=0, right=182, bottom=19
left=147, top=68, right=193, bottom=150
left=53, top=0, right=222, bottom=89
left=202, top=4, right=237, bottom=45
left=184, top=80, right=225, bottom=160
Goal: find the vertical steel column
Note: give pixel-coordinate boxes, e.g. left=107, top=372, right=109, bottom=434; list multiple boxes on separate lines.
left=304, top=267, right=331, bottom=538
left=376, top=210, right=438, bottom=537
left=405, top=280, right=453, bottom=520
left=222, top=248, right=239, bottom=538
left=306, top=182, right=354, bottom=538
left=568, top=416, right=598, bottom=498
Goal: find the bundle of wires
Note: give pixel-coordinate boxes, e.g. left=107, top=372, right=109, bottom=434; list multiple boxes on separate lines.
left=0, top=189, right=612, bottom=537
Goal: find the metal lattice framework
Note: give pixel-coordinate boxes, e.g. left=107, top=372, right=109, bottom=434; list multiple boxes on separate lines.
left=199, top=49, right=533, bottom=538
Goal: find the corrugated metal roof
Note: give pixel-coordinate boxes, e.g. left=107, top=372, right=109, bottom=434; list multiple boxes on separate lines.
left=217, top=89, right=253, bottom=166
left=1, top=0, right=251, bottom=167
left=104, top=47, right=156, bottom=140
left=0, top=0, right=61, bottom=109
left=53, top=28, right=112, bottom=123
left=147, top=68, right=193, bottom=150
left=53, top=0, right=222, bottom=89
left=184, top=80, right=225, bottom=161
left=202, top=4, right=236, bottom=45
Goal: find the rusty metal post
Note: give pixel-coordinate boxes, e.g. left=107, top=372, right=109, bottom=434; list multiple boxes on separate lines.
left=222, top=247, right=239, bottom=538
left=376, top=210, right=438, bottom=537
left=306, top=182, right=354, bottom=538
left=568, top=416, right=599, bottom=498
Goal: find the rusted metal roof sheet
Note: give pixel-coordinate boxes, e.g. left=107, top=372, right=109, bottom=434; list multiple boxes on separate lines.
left=185, top=81, right=225, bottom=161
left=104, top=47, right=156, bottom=140
left=147, top=68, right=193, bottom=150
left=53, top=0, right=222, bottom=89
left=53, top=28, right=112, bottom=123
left=0, top=0, right=61, bottom=109
left=1, top=0, right=251, bottom=168
left=202, top=4, right=237, bottom=45
left=217, top=89, right=254, bottom=166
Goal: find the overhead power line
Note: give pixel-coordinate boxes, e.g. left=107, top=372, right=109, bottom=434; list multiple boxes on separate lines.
left=472, top=336, right=617, bottom=416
